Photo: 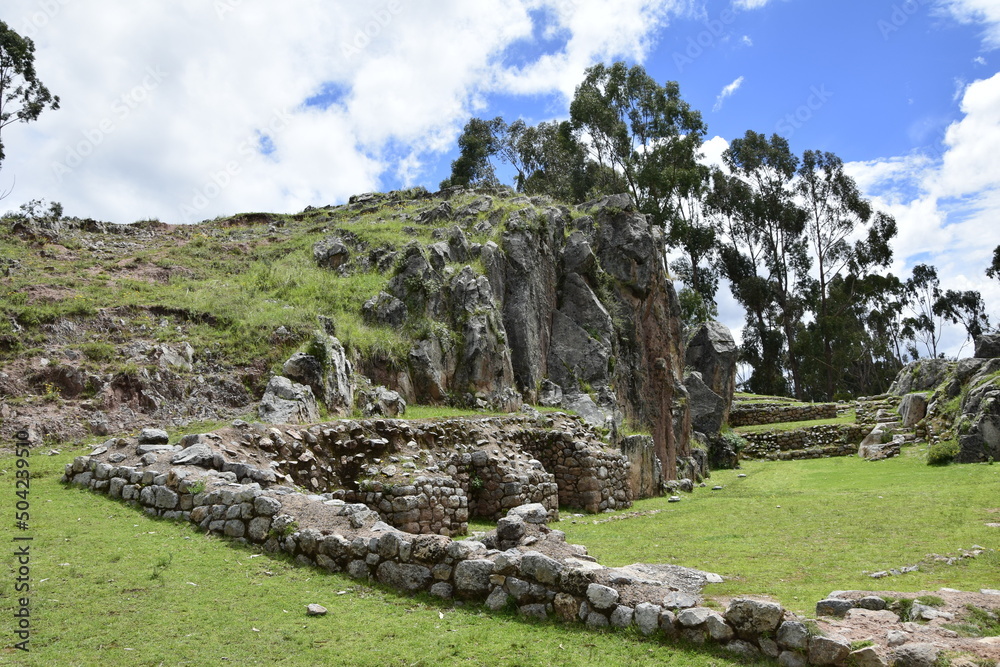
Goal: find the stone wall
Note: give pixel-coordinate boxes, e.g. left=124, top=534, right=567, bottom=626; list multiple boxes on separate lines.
left=89, top=413, right=651, bottom=536
left=61, top=455, right=864, bottom=666
left=740, top=424, right=870, bottom=461
left=341, top=475, right=469, bottom=536
left=729, top=403, right=838, bottom=427
left=506, top=424, right=633, bottom=513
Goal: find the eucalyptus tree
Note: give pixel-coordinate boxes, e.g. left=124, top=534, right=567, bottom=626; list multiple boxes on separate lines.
left=439, top=116, right=506, bottom=189
left=0, top=21, right=60, bottom=191
left=795, top=150, right=897, bottom=398
left=716, top=131, right=809, bottom=397
left=934, top=289, right=990, bottom=346
left=568, top=62, right=707, bottom=228
left=903, top=263, right=944, bottom=358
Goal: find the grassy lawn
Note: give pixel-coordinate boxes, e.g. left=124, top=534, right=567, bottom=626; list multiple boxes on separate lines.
left=0, top=447, right=759, bottom=666
left=2, top=443, right=997, bottom=664
left=561, top=446, right=1000, bottom=616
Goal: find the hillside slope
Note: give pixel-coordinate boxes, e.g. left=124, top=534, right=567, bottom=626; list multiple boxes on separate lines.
left=0, top=187, right=691, bottom=475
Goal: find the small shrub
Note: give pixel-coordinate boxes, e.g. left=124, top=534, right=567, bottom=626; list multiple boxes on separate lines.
left=891, top=598, right=915, bottom=621
left=850, top=639, right=874, bottom=651
left=927, top=439, right=960, bottom=466
left=41, top=382, right=61, bottom=403
left=720, top=430, right=748, bottom=453
left=80, top=341, right=116, bottom=362
left=469, top=475, right=484, bottom=495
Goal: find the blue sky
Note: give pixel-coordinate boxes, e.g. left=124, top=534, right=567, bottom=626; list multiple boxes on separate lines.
left=3, top=0, right=999, bottom=355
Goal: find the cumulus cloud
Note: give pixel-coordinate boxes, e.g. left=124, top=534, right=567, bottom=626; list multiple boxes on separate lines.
left=1, top=0, right=684, bottom=224
left=941, top=0, right=1000, bottom=49
left=713, top=75, right=745, bottom=111
left=846, top=71, right=1000, bottom=355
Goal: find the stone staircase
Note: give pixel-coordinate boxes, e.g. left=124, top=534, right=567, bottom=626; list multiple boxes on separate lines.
left=854, top=394, right=923, bottom=461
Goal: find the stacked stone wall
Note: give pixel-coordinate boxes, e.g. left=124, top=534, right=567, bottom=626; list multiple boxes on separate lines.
left=62, top=455, right=874, bottom=666
left=342, top=475, right=468, bottom=536
left=740, top=424, right=870, bottom=461
left=507, top=426, right=633, bottom=513
left=729, top=403, right=838, bottom=427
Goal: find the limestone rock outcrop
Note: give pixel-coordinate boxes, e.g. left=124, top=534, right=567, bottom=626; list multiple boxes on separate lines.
left=890, top=357, right=1000, bottom=463
left=258, top=376, right=320, bottom=424
left=350, top=190, right=691, bottom=479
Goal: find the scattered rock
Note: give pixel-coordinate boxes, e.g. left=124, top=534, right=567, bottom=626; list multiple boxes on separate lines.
left=306, top=603, right=327, bottom=616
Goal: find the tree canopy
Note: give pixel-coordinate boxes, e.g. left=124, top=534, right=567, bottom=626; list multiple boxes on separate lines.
left=0, top=21, right=59, bottom=170
left=441, top=60, right=993, bottom=399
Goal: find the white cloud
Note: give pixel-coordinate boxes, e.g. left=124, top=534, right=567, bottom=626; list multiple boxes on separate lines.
left=741, top=35, right=754, bottom=47
left=699, top=135, right=730, bottom=169
left=941, top=0, right=1000, bottom=49
left=713, top=75, right=745, bottom=111
left=498, top=0, right=684, bottom=99
left=732, top=0, right=775, bottom=9
left=0, top=0, right=682, bottom=224
left=846, top=71, right=1000, bottom=356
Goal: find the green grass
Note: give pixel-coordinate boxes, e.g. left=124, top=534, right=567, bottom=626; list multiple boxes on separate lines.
left=559, top=446, right=1000, bottom=616
left=944, top=605, right=1000, bottom=637
left=403, top=405, right=509, bottom=420
left=733, top=410, right=857, bottom=434
left=0, top=448, right=760, bottom=666
left=732, top=392, right=801, bottom=404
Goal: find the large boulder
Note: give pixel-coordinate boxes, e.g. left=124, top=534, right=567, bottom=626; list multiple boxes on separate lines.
left=899, top=392, right=929, bottom=427
left=358, top=386, right=406, bottom=417
left=387, top=243, right=445, bottom=319
left=281, top=332, right=354, bottom=415
left=258, top=376, right=320, bottom=424
left=889, top=359, right=952, bottom=396
left=362, top=291, right=408, bottom=327
left=685, top=321, right=738, bottom=417
left=685, top=371, right=727, bottom=436
left=974, top=333, right=1000, bottom=359
left=313, top=236, right=350, bottom=270
left=620, top=435, right=663, bottom=499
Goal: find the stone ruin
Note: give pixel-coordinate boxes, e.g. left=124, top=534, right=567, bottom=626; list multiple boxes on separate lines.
left=79, top=413, right=668, bottom=538
left=63, top=423, right=998, bottom=666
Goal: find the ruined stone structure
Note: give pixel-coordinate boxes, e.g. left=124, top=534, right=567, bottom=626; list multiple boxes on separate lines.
left=729, top=403, right=838, bottom=427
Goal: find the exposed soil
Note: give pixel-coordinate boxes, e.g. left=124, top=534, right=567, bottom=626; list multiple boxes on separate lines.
left=815, top=589, right=1000, bottom=664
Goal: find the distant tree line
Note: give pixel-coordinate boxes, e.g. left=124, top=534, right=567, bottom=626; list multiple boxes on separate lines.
left=441, top=61, right=997, bottom=400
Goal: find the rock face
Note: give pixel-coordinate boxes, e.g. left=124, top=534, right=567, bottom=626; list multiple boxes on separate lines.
left=258, top=376, right=320, bottom=424
left=888, top=357, right=1000, bottom=463
left=281, top=331, right=354, bottom=415
left=974, top=333, right=1000, bottom=359
left=354, top=191, right=691, bottom=479
left=685, top=321, right=738, bottom=432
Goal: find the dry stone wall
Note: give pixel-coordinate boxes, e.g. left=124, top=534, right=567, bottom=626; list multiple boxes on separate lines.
left=61, top=454, right=867, bottom=666
left=729, top=403, right=838, bottom=427
left=85, top=413, right=650, bottom=537
left=740, top=424, right=870, bottom=461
